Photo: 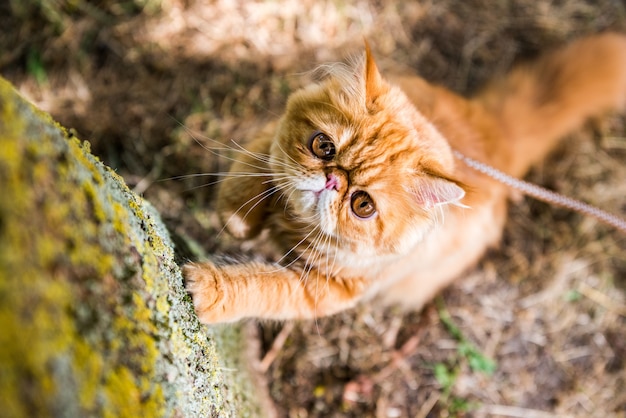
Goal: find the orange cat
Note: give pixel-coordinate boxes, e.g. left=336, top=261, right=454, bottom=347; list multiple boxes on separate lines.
left=184, top=33, right=626, bottom=323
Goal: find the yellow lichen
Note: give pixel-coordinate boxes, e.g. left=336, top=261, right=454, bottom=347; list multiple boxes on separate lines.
left=74, top=339, right=104, bottom=409
left=83, top=180, right=107, bottom=223
left=112, top=201, right=128, bottom=236
left=0, top=75, right=263, bottom=417
left=103, top=366, right=143, bottom=418
left=0, top=77, right=164, bottom=417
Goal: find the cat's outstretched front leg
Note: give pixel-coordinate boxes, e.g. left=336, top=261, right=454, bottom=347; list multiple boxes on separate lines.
left=216, top=131, right=275, bottom=239
left=184, top=261, right=368, bottom=323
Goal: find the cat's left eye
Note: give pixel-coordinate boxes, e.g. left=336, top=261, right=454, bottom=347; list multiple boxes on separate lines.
left=351, top=191, right=376, bottom=219
left=308, top=132, right=336, bottom=161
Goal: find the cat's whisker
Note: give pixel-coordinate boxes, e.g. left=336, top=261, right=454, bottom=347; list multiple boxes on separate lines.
left=272, top=186, right=319, bottom=224
left=309, top=230, right=334, bottom=315
left=177, top=126, right=286, bottom=175
left=323, top=230, right=337, bottom=279
left=273, top=224, right=322, bottom=268
left=161, top=172, right=277, bottom=182
left=227, top=140, right=304, bottom=174
left=275, top=157, right=301, bottom=174
left=182, top=172, right=279, bottom=191
left=271, top=159, right=303, bottom=174
left=219, top=153, right=276, bottom=173
left=325, top=232, right=340, bottom=290
left=183, top=179, right=234, bottom=191
left=319, top=230, right=334, bottom=293
left=218, top=144, right=276, bottom=165
left=263, top=179, right=295, bottom=192
left=293, top=233, right=323, bottom=309
left=166, top=172, right=279, bottom=191
left=177, top=126, right=242, bottom=158
left=238, top=148, right=290, bottom=168
left=286, top=209, right=320, bottom=225
left=265, top=176, right=296, bottom=189
left=218, top=185, right=282, bottom=238
left=301, top=227, right=326, bottom=268
left=427, top=204, right=446, bottom=227
left=263, top=224, right=324, bottom=284
left=270, top=183, right=307, bottom=211
left=437, top=206, right=446, bottom=225
left=175, top=124, right=265, bottom=161
left=188, top=137, right=275, bottom=172
left=274, top=141, right=304, bottom=169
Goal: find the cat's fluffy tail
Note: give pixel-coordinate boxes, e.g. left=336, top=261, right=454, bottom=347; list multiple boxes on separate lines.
left=477, top=33, right=626, bottom=177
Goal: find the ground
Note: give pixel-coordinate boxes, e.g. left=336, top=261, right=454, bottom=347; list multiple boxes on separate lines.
left=2, top=1, right=625, bottom=416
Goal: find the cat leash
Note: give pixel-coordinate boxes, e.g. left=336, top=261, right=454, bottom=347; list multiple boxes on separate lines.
left=453, top=150, right=626, bottom=234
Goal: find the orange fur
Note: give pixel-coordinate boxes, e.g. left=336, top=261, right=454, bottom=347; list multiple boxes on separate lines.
left=185, top=33, right=626, bottom=323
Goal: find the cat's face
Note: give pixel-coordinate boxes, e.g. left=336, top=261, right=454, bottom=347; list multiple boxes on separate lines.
left=269, top=48, right=465, bottom=257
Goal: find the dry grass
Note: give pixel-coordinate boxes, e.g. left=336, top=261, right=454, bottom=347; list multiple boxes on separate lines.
left=2, top=0, right=626, bottom=416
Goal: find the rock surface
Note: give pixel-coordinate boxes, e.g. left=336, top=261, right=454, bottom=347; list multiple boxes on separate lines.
left=0, top=76, right=266, bottom=417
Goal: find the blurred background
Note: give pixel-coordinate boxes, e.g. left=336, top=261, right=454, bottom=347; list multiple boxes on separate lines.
left=2, top=1, right=625, bottom=416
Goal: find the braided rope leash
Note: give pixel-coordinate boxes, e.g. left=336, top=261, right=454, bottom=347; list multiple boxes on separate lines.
left=453, top=150, right=626, bottom=234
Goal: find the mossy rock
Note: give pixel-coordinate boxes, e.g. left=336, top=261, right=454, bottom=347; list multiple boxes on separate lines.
left=0, top=77, right=267, bottom=417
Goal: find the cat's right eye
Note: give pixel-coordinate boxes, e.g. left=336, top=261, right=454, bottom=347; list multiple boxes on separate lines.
left=351, top=191, right=376, bottom=219
left=308, top=132, right=336, bottom=161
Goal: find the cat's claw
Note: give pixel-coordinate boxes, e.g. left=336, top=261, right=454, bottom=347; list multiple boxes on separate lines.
left=183, top=262, right=230, bottom=324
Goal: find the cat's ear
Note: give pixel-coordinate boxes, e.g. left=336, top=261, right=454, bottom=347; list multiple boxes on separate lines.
left=364, top=40, right=385, bottom=108
left=410, top=177, right=467, bottom=210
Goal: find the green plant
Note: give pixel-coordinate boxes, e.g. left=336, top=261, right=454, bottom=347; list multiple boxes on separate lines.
left=26, top=49, right=48, bottom=85
left=437, top=299, right=497, bottom=375
left=431, top=298, right=497, bottom=415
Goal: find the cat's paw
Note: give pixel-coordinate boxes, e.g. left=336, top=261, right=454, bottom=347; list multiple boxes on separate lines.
left=183, top=262, right=231, bottom=324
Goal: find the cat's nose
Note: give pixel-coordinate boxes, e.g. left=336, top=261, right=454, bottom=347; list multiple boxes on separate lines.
left=325, top=173, right=339, bottom=191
